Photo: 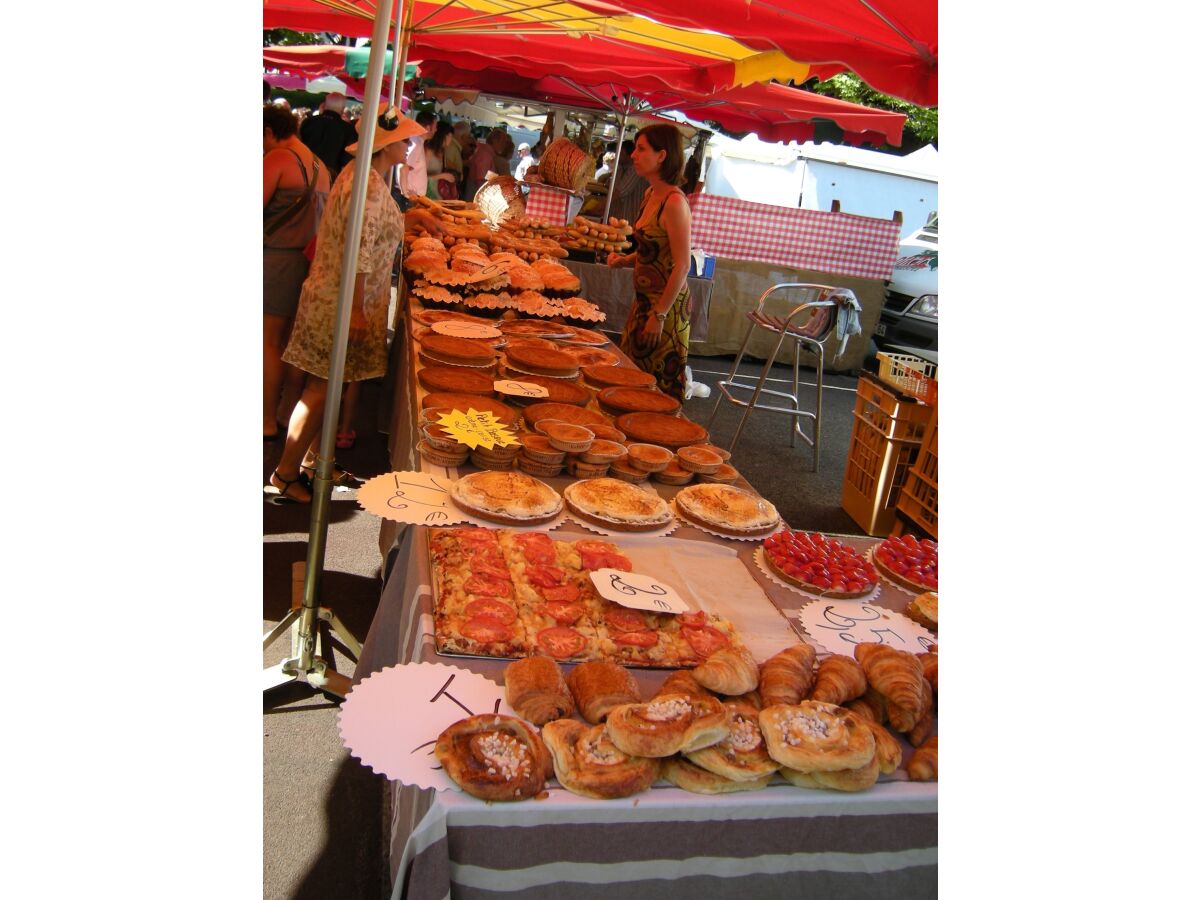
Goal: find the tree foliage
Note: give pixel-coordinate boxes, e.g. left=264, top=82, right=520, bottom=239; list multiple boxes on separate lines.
left=803, top=73, right=937, bottom=148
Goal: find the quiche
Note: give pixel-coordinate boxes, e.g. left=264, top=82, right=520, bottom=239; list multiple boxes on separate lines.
left=674, top=484, right=781, bottom=537
left=563, top=478, right=673, bottom=532
left=449, top=471, right=563, bottom=525
left=429, top=528, right=747, bottom=667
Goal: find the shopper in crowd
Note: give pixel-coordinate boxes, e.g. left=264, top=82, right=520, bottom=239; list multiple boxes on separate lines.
left=463, top=128, right=507, bottom=200
left=491, top=128, right=515, bottom=179
left=268, top=105, right=444, bottom=503
left=403, top=110, right=437, bottom=197
left=425, top=120, right=459, bottom=200
left=300, top=92, right=357, bottom=181
left=444, top=119, right=468, bottom=187
left=595, top=150, right=615, bottom=180
left=263, top=104, right=331, bottom=441
left=604, top=140, right=650, bottom=227
left=513, top=142, right=533, bottom=179
left=605, top=124, right=692, bottom=400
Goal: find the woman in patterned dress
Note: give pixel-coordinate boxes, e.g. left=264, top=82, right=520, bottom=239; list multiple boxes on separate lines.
left=269, top=105, right=442, bottom=503
left=606, top=124, right=692, bottom=400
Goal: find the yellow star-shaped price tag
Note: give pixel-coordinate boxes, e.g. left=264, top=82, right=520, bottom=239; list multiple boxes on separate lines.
left=436, top=408, right=519, bottom=451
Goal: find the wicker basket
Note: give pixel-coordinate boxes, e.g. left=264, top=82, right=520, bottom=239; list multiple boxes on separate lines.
left=474, top=176, right=526, bottom=226
left=538, top=138, right=594, bottom=194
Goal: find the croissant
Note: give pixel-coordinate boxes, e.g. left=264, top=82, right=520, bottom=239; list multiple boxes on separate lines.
left=693, top=646, right=759, bottom=695
left=656, top=669, right=715, bottom=701
left=904, top=678, right=936, bottom=746
left=907, top=735, right=938, bottom=781
left=845, top=688, right=887, bottom=725
left=917, top=652, right=938, bottom=696
left=845, top=710, right=902, bottom=774
left=504, top=656, right=575, bottom=725
left=809, top=655, right=868, bottom=705
left=758, top=643, right=817, bottom=707
left=854, top=644, right=927, bottom=733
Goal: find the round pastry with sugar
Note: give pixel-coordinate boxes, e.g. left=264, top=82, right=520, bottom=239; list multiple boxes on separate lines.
left=758, top=700, right=875, bottom=773
left=541, top=719, right=660, bottom=800
left=684, top=699, right=779, bottom=783
left=604, top=692, right=729, bottom=758
left=434, top=714, right=553, bottom=802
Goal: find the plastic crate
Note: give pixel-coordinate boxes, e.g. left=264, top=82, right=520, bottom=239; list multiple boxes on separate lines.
left=876, top=351, right=938, bottom=403
left=854, top=372, right=934, bottom=444
left=896, top=410, right=938, bottom=539
left=841, top=410, right=924, bottom=536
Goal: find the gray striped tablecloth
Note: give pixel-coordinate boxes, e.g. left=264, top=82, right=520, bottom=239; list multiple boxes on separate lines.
left=355, top=528, right=937, bottom=900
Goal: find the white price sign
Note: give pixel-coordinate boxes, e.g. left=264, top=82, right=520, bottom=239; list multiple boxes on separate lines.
left=432, top=320, right=502, bottom=339
left=589, top=567, right=691, bottom=614
left=797, top=600, right=936, bottom=656
left=493, top=379, right=550, bottom=399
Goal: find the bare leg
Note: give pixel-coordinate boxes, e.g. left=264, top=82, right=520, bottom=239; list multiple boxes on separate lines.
left=338, top=381, right=361, bottom=436
left=263, top=313, right=292, bottom=437
left=271, top=375, right=329, bottom=502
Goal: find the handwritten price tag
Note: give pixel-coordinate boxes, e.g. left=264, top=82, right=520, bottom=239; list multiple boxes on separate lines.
left=589, top=567, right=691, bottom=614
left=356, top=471, right=473, bottom=525
left=432, top=320, right=502, bottom=339
left=437, top=407, right=519, bottom=450
left=494, top=379, right=550, bottom=399
left=797, top=600, right=935, bottom=657
left=338, top=663, right=514, bottom=792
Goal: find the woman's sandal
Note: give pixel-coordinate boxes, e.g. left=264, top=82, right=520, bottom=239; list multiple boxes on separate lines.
left=301, top=460, right=360, bottom=488
left=267, top=469, right=312, bottom=504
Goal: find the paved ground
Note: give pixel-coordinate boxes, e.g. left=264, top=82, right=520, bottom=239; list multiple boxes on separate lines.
left=263, top=349, right=874, bottom=899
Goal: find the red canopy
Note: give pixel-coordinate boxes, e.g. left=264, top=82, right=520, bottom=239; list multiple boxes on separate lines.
left=413, top=58, right=905, bottom=146
left=574, top=0, right=938, bottom=106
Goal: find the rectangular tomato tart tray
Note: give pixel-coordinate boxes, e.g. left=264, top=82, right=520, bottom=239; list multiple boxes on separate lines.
left=428, top=526, right=749, bottom=668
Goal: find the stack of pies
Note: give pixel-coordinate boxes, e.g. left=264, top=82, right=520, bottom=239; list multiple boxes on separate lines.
left=522, top=402, right=611, bottom=431
left=419, top=334, right=498, bottom=369
left=494, top=373, right=590, bottom=406
left=582, top=365, right=657, bottom=390
left=504, top=343, right=580, bottom=379
left=615, top=412, right=708, bottom=449
left=598, top=387, right=681, bottom=416
left=421, top=392, right=519, bottom=427
left=470, top=441, right=522, bottom=471
left=448, top=471, right=563, bottom=525
left=674, top=484, right=781, bottom=537
left=563, top=478, right=673, bottom=532
left=418, top=366, right=495, bottom=395
left=676, top=446, right=724, bottom=474
left=516, top=434, right=567, bottom=477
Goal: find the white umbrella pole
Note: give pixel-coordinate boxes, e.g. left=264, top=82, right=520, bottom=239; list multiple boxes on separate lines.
left=266, top=0, right=406, bottom=700
left=601, top=99, right=631, bottom=224
left=385, top=0, right=414, bottom=191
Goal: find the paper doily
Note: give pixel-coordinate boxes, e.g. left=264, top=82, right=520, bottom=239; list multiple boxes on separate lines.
left=866, top=544, right=936, bottom=597
left=338, top=662, right=514, bottom=792
left=501, top=359, right=579, bottom=380
left=565, top=511, right=680, bottom=539
left=752, top=547, right=882, bottom=603
left=796, top=599, right=936, bottom=657
left=667, top=499, right=785, bottom=542
left=451, top=505, right=569, bottom=533
left=357, top=471, right=472, bottom=526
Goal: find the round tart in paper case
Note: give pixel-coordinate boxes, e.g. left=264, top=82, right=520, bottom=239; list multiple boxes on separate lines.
left=758, top=701, right=876, bottom=773
left=674, top=483, right=780, bottom=536
left=542, top=422, right=594, bottom=453
left=516, top=454, right=564, bottom=478
left=448, top=470, right=563, bottom=525
left=518, top=434, right=567, bottom=465
left=567, top=458, right=611, bottom=479
left=578, top=440, right=627, bottom=466
left=417, top=439, right=469, bottom=468
left=607, top=456, right=651, bottom=483
left=626, top=443, right=674, bottom=473
left=651, top=459, right=695, bottom=486
left=675, top=445, right=724, bottom=474
left=698, top=464, right=740, bottom=484
left=422, top=424, right=468, bottom=453
left=434, top=714, right=553, bottom=802
left=563, top=477, right=672, bottom=532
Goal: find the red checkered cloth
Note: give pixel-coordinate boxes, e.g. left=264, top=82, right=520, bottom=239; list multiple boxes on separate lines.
left=688, top=194, right=902, bottom=280
left=524, top=184, right=570, bottom=226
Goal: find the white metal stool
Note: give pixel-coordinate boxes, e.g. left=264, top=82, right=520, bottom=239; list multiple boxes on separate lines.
left=708, top=283, right=857, bottom=471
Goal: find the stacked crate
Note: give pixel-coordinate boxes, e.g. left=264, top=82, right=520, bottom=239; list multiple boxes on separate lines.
left=895, top=406, right=938, bottom=538
left=841, top=372, right=935, bottom=536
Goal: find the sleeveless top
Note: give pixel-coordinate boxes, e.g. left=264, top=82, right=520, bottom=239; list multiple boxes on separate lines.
left=264, top=149, right=325, bottom=251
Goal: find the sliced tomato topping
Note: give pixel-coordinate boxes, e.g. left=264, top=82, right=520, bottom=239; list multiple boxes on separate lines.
left=461, top=614, right=514, bottom=644
left=614, top=629, right=658, bottom=647
left=541, top=601, right=585, bottom=625
left=455, top=528, right=498, bottom=544
left=463, top=575, right=512, bottom=598
left=605, top=607, right=649, bottom=633
left=464, top=599, right=517, bottom=624
left=525, top=564, right=566, bottom=588
left=602, top=552, right=633, bottom=572
left=536, top=626, right=586, bottom=658
left=516, top=532, right=556, bottom=565
left=681, top=624, right=729, bottom=658
left=575, top=539, right=621, bottom=555
left=677, top=611, right=708, bottom=628
left=467, top=558, right=511, bottom=581
left=541, top=583, right=580, bottom=604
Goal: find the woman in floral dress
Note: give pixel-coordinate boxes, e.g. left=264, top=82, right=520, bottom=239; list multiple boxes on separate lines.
left=269, top=105, right=441, bottom=503
left=606, top=124, right=692, bottom=400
